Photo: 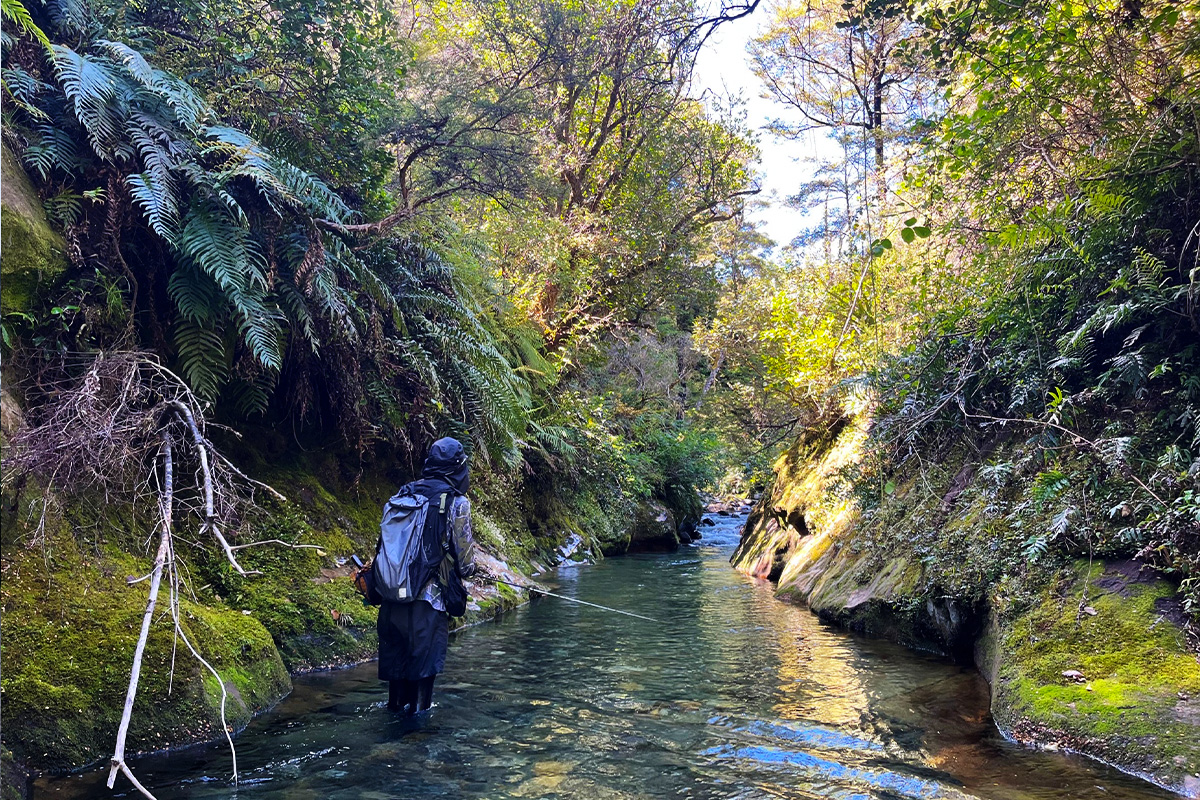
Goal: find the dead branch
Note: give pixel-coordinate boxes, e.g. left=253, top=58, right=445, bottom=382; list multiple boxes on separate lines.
left=169, top=614, right=238, bottom=786
left=107, top=434, right=172, bottom=798
left=164, top=400, right=259, bottom=577
left=212, top=450, right=288, bottom=503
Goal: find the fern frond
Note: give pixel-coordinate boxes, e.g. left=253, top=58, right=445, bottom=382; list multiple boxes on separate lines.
left=126, top=171, right=179, bottom=241
left=173, top=317, right=228, bottom=400
left=224, top=369, right=277, bottom=418
left=2, top=0, right=50, bottom=50
left=274, top=161, right=352, bottom=222
left=22, top=122, right=79, bottom=179
left=167, top=263, right=222, bottom=324
left=148, top=68, right=208, bottom=131
left=96, top=39, right=155, bottom=88
left=50, top=45, right=122, bottom=158
left=233, top=304, right=284, bottom=372
left=46, top=0, right=91, bottom=38
left=2, top=66, right=51, bottom=119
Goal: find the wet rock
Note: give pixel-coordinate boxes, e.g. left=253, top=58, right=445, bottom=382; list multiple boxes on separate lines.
left=625, top=500, right=679, bottom=553
left=730, top=411, right=1200, bottom=793
left=700, top=517, right=716, bottom=526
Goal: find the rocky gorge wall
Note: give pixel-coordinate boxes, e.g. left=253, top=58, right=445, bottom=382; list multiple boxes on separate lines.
left=0, top=417, right=687, bottom=794
left=732, top=417, right=1200, bottom=797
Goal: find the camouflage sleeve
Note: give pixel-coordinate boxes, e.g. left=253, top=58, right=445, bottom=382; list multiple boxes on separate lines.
left=452, top=496, right=477, bottom=578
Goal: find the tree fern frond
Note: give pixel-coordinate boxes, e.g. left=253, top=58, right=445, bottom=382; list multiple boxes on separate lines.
left=147, top=68, right=208, bottom=131
left=201, top=124, right=257, bottom=152
left=177, top=201, right=265, bottom=293
left=95, top=39, right=155, bottom=88
left=277, top=282, right=320, bottom=355
left=224, top=369, right=277, bottom=418
left=2, top=66, right=51, bottom=119
left=1, top=0, right=50, bottom=50
left=173, top=317, right=228, bottom=400
left=308, top=264, right=357, bottom=340
left=233, top=305, right=284, bottom=372
left=167, top=263, right=222, bottom=324
left=50, top=45, right=122, bottom=158
left=528, top=420, right=579, bottom=464
left=46, top=0, right=91, bottom=38
left=396, top=338, right=442, bottom=397
left=127, top=171, right=179, bottom=241
left=273, top=161, right=352, bottom=222
left=22, top=122, right=80, bottom=178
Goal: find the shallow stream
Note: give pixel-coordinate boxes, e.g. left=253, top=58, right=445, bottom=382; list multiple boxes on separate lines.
left=38, top=516, right=1177, bottom=800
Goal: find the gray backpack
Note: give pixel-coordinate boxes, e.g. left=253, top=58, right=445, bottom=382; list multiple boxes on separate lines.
left=374, top=489, right=442, bottom=602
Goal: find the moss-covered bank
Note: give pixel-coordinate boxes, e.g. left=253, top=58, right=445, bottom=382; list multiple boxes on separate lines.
left=985, top=561, right=1200, bottom=795
left=733, top=417, right=1200, bottom=796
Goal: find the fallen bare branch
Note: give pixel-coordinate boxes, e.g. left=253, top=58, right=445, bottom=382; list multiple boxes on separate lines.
left=107, top=435, right=172, bottom=797
left=212, top=450, right=287, bottom=502
left=165, top=399, right=258, bottom=576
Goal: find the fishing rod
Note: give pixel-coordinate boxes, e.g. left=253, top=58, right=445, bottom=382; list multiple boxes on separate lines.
left=484, top=576, right=659, bottom=623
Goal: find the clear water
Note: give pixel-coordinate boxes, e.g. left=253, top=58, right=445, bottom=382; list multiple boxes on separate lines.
left=38, top=517, right=1178, bottom=800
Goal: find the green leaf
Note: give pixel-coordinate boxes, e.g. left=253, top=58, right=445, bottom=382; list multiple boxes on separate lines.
left=901, top=227, right=915, bottom=244
left=913, top=226, right=931, bottom=238
left=1, top=0, right=50, bottom=51
left=49, top=46, right=122, bottom=157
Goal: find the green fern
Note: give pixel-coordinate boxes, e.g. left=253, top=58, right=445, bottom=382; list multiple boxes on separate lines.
left=224, top=369, right=277, bottom=418
left=126, top=171, right=179, bottom=241
left=2, top=67, right=51, bottom=120
left=1, top=0, right=50, bottom=50
left=1031, top=469, right=1070, bottom=510
left=50, top=46, right=122, bottom=157
left=46, top=0, right=90, bottom=37
left=173, top=317, right=228, bottom=400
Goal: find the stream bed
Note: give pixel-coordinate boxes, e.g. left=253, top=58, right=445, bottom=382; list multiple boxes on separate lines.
left=38, top=516, right=1178, bottom=800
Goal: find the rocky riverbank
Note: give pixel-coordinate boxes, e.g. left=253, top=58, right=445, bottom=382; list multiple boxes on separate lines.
left=732, top=417, right=1200, bottom=797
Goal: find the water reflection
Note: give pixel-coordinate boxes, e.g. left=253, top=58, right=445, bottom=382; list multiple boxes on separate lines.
left=37, top=519, right=1177, bottom=800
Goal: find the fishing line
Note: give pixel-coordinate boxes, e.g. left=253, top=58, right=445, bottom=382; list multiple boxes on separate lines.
left=484, top=576, right=660, bottom=623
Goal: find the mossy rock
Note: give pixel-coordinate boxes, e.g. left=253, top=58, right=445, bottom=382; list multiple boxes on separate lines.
left=1, top=143, right=66, bottom=314
left=625, top=499, right=679, bottom=553
left=0, top=459, right=385, bottom=771
left=992, top=560, right=1200, bottom=796
left=1, top=746, right=30, bottom=800
left=731, top=417, right=865, bottom=580
left=0, top=515, right=290, bottom=771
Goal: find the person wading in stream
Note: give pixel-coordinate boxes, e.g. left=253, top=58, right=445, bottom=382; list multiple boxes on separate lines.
left=378, top=436, right=476, bottom=714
